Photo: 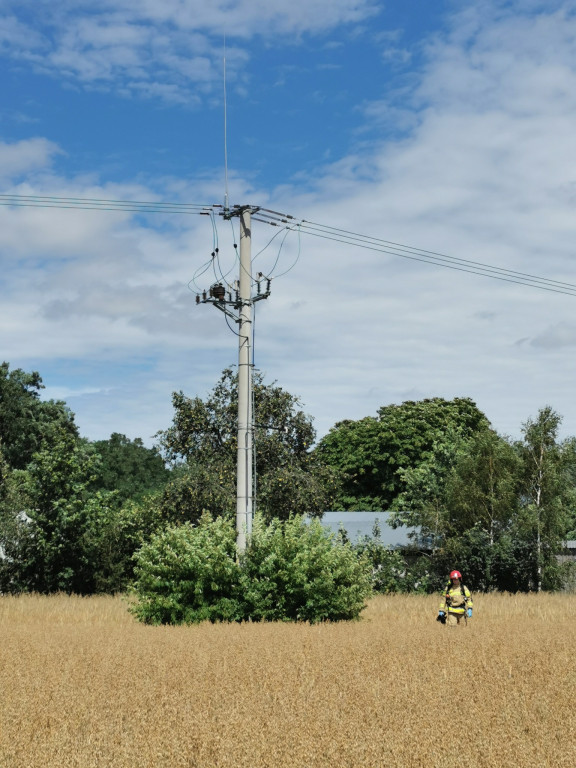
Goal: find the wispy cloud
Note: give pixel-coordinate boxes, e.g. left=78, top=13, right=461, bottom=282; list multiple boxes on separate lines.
left=0, top=138, right=62, bottom=180
left=0, top=0, right=379, bottom=102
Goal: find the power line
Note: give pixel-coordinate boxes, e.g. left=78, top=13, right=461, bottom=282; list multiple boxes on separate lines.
left=1, top=193, right=574, bottom=297
left=298, top=218, right=576, bottom=292
left=292, top=228, right=576, bottom=295
left=0, top=194, right=217, bottom=216
left=254, top=209, right=576, bottom=297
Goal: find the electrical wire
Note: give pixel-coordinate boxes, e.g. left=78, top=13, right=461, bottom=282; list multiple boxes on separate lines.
left=296, top=226, right=576, bottom=296
left=188, top=258, right=214, bottom=293
left=260, top=227, right=291, bottom=278
left=253, top=227, right=286, bottom=266
left=269, top=224, right=302, bottom=280
left=251, top=314, right=258, bottom=516
left=212, top=213, right=238, bottom=286
left=292, top=218, right=576, bottom=296
left=0, top=193, right=216, bottom=216
left=2, top=192, right=574, bottom=297
left=210, top=209, right=219, bottom=253
left=228, top=217, right=240, bottom=282
left=249, top=205, right=576, bottom=297
left=224, top=313, right=242, bottom=337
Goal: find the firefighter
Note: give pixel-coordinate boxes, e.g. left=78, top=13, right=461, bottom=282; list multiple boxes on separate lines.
left=437, top=570, right=473, bottom=627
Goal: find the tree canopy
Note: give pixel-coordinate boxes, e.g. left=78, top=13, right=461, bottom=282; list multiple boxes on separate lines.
left=388, top=406, right=576, bottom=592
left=91, top=433, right=169, bottom=502
left=2, top=360, right=576, bottom=600
left=0, top=362, right=78, bottom=469
left=158, top=367, right=316, bottom=472
left=315, top=397, right=490, bottom=510
left=156, top=368, right=339, bottom=522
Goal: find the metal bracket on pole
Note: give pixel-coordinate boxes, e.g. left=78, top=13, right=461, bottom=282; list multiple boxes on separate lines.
left=221, top=204, right=261, bottom=221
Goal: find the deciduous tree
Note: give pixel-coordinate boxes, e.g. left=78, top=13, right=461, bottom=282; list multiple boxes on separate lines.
left=517, top=407, right=575, bottom=591
left=91, top=432, right=169, bottom=502
left=9, top=432, right=126, bottom=593
left=156, top=369, right=338, bottom=521
left=316, top=397, right=489, bottom=510
left=0, top=362, right=77, bottom=469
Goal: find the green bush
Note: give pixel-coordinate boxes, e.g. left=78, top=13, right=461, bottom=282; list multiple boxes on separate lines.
left=352, top=527, right=436, bottom=594
left=242, top=515, right=372, bottom=622
left=130, top=513, right=243, bottom=624
left=354, top=534, right=410, bottom=593
left=130, top=514, right=372, bottom=624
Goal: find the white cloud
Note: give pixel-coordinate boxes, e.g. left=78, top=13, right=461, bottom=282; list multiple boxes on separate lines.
left=3, top=1, right=576, bottom=446
left=0, top=14, right=45, bottom=50
left=0, top=138, right=62, bottom=180
left=42, top=384, right=113, bottom=400
left=0, top=0, right=379, bottom=102
left=258, top=0, right=576, bottom=439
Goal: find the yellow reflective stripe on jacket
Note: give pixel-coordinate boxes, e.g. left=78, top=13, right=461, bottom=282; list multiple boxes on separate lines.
left=438, top=585, right=473, bottom=613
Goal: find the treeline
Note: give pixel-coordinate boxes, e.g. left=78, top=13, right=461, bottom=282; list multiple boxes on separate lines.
left=0, top=364, right=339, bottom=595
left=1, top=361, right=575, bottom=598
left=317, top=398, right=576, bottom=592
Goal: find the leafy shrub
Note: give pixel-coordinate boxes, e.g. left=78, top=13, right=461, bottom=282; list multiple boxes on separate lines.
left=130, top=513, right=243, bottom=624
left=130, top=514, right=372, bottom=624
left=353, top=535, right=410, bottom=593
left=242, top=515, right=372, bottom=622
left=352, top=521, right=435, bottom=594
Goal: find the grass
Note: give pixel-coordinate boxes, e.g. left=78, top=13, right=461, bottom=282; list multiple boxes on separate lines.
left=1, top=592, right=575, bottom=767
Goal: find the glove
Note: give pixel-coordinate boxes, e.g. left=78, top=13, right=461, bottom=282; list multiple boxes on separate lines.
left=467, top=608, right=472, bottom=618
left=438, top=611, right=445, bottom=618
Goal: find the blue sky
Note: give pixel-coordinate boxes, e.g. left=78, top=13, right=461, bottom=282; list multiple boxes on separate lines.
left=2, top=0, right=576, bottom=446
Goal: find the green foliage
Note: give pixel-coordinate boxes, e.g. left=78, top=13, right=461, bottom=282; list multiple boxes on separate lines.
left=156, top=368, right=338, bottom=521
left=3, top=356, right=575, bottom=597
left=314, top=417, right=385, bottom=510
left=130, top=514, right=243, bottom=625
left=159, top=461, right=236, bottom=525
left=0, top=362, right=78, bottom=469
left=158, top=368, right=315, bottom=472
left=241, top=515, right=372, bottom=622
left=257, top=460, right=341, bottom=522
left=394, top=429, right=520, bottom=545
left=351, top=520, right=435, bottom=594
left=130, top=514, right=372, bottom=625
left=445, top=429, right=521, bottom=539
left=91, top=433, right=169, bottom=502
left=432, top=526, right=534, bottom=592
left=516, top=406, right=575, bottom=590
left=390, top=429, right=465, bottom=537
left=389, top=408, right=575, bottom=593
left=353, top=539, right=409, bottom=594
left=316, top=397, right=490, bottom=510
left=3, top=432, right=132, bottom=594
left=0, top=448, right=32, bottom=591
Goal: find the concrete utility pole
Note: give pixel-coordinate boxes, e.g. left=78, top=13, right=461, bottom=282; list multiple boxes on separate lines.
left=236, top=207, right=253, bottom=553
left=197, top=205, right=270, bottom=555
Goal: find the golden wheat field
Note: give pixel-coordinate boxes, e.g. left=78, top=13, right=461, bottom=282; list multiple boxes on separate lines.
left=0, top=593, right=575, bottom=768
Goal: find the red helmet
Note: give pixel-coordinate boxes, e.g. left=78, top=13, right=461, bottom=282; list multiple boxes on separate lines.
left=450, top=570, right=462, bottom=580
